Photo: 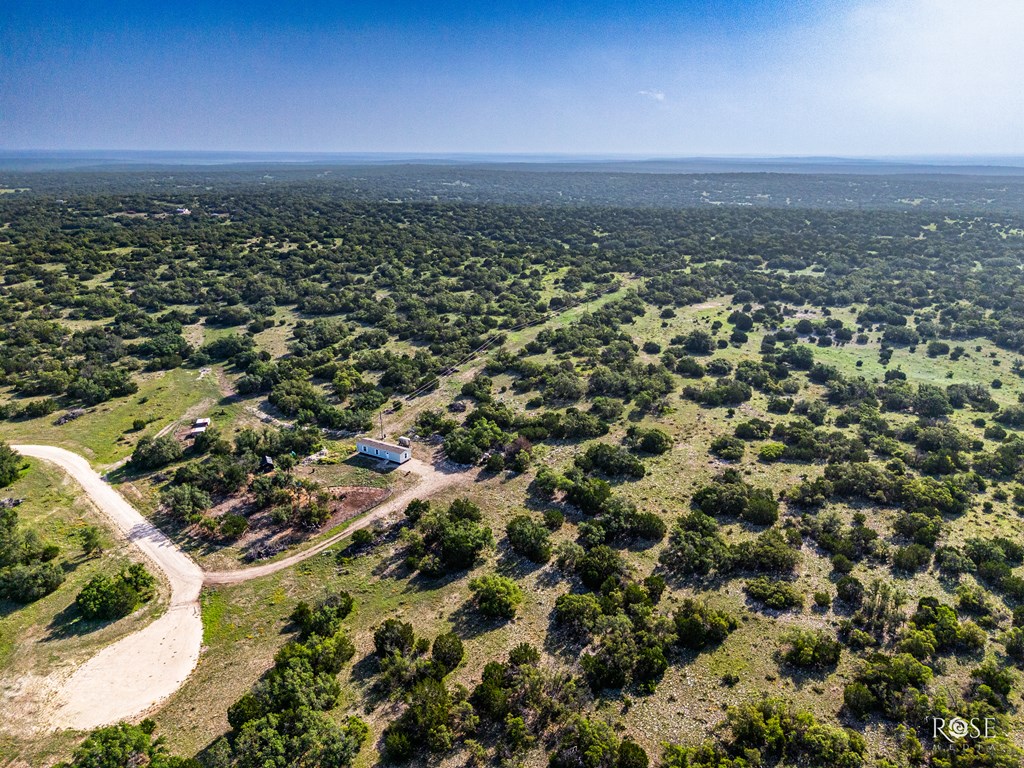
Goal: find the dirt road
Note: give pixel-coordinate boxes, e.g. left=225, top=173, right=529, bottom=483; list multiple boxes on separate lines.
left=204, top=457, right=464, bottom=584
left=12, top=445, right=204, bottom=732
left=11, top=446, right=464, bottom=731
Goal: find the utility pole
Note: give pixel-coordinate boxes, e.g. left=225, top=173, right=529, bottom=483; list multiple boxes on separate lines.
left=379, top=412, right=384, bottom=440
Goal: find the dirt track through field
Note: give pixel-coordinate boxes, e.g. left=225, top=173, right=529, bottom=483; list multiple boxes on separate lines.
left=11, top=445, right=462, bottom=732
left=203, top=457, right=462, bottom=584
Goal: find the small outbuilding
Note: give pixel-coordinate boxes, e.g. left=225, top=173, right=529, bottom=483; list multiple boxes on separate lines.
left=356, top=437, right=411, bottom=465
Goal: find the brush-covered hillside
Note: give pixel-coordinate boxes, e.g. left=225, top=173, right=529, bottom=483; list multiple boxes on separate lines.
left=2, top=169, right=1024, bottom=768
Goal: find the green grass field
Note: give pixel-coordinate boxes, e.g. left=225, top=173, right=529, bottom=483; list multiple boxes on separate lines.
left=0, top=368, right=223, bottom=467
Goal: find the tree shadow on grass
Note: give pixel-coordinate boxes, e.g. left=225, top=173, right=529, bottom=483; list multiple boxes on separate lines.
left=402, top=568, right=467, bottom=596
left=494, top=545, right=546, bottom=578
left=541, top=607, right=588, bottom=663
left=43, top=602, right=114, bottom=640
left=775, top=658, right=838, bottom=690
left=370, top=546, right=414, bottom=581
left=448, top=599, right=509, bottom=640
left=0, top=593, right=51, bottom=620
left=348, top=652, right=393, bottom=710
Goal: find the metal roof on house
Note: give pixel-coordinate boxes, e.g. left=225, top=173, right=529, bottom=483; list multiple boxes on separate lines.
left=356, top=437, right=407, bottom=453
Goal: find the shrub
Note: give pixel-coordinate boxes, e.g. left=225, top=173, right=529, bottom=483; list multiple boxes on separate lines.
left=758, top=442, right=786, bottom=462
left=786, top=476, right=834, bottom=508
left=63, top=723, right=185, bottom=768
left=780, top=629, right=841, bottom=668
left=469, top=574, right=524, bottom=619
left=549, top=716, right=621, bottom=768
left=709, top=435, right=744, bottom=461
left=892, top=543, right=931, bottom=573
left=408, top=498, right=494, bottom=575
left=574, top=545, right=625, bottom=589
left=733, top=529, right=799, bottom=572
left=555, top=593, right=603, bottom=635
left=907, top=596, right=986, bottom=653
left=629, top=511, right=667, bottom=541
left=659, top=512, right=730, bottom=577
left=162, top=483, right=214, bottom=520
left=590, top=396, right=625, bottom=422
left=350, top=528, right=375, bottom=548
left=836, top=575, right=865, bottom=606
left=734, top=418, right=772, bottom=440
left=444, top=429, right=484, bottom=464
left=691, top=472, right=780, bottom=526
left=562, top=473, right=613, bottom=514
left=673, top=599, right=739, bottom=649
left=76, top=563, right=156, bottom=621
left=0, top=442, right=22, bottom=488
left=506, top=514, right=552, bottom=563
left=544, top=509, right=565, bottom=530
left=0, top=561, right=65, bottom=603
left=618, top=739, right=649, bottom=768
left=844, top=652, right=933, bottom=720
left=432, top=632, right=465, bottom=673
left=129, top=435, right=183, bottom=471
left=374, top=618, right=415, bottom=657
left=832, top=554, right=854, bottom=574
left=683, top=378, right=753, bottom=407
left=575, top=443, right=646, bottom=479
left=219, top=513, right=248, bottom=538
left=624, top=425, right=672, bottom=455
left=0, top=506, right=66, bottom=603
left=291, top=590, right=354, bottom=638
left=663, top=697, right=865, bottom=768
left=744, top=578, right=803, bottom=610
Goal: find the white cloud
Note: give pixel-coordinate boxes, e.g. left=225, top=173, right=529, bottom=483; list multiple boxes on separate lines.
left=638, top=89, right=666, bottom=103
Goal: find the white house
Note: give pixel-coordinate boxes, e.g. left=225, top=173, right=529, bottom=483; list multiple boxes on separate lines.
left=356, top=437, right=411, bottom=464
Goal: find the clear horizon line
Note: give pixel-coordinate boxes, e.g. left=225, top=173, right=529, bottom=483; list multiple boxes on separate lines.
left=3, top=149, right=1024, bottom=162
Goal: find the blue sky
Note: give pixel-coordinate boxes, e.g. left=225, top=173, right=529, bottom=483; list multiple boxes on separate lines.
left=2, top=1, right=1022, bottom=155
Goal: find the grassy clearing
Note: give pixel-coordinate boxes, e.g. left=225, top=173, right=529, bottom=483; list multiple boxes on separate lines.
left=251, top=309, right=300, bottom=358
left=0, top=368, right=222, bottom=467
left=301, top=451, right=404, bottom=491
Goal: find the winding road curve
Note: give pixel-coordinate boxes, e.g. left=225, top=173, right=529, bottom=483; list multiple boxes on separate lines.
left=12, top=445, right=455, bottom=731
